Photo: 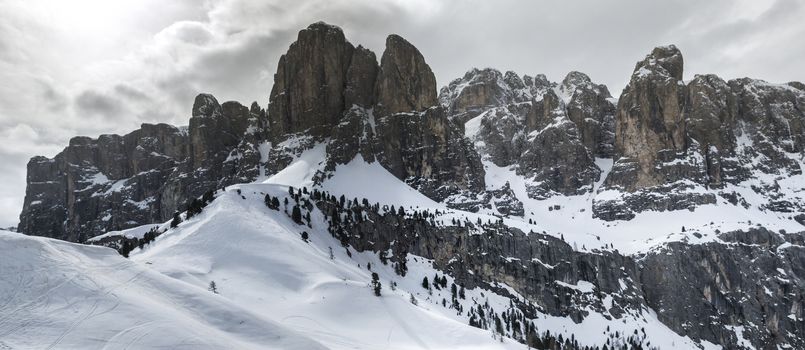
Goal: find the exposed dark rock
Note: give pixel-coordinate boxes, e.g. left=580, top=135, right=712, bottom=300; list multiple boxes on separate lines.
left=373, top=34, right=438, bottom=117
left=639, top=228, right=805, bottom=349
left=373, top=107, right=485, bottom=204
left=560, top=71, right=617, bottom=158
left=19, top=94, right=269, bottom=242
left=267, top=22, right=357, bottom=139
left=487, top=182, right=524, bottom=217
left=441, top=68, right=613, bottom=199
left=594, top=45, right=804, bottom=220
left=344, top=45, right=379, bottom=108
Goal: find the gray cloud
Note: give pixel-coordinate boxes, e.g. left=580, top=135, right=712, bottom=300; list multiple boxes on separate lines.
left=0, top=0, right=803, bottom=227
left=75, top=90, right=125, bottom=119
left=114, top=84, right=151, bottom=102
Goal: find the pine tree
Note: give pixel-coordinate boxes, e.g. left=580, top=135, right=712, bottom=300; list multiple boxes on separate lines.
left=202, top=189, right=214, bottom=205
left=300, top=231, right=309, bottom=241
left=271, top=197, right=280, bottom=210
left=208, top=281, right=218, bottom=294
left=422, top=276, right=429, bottom=289
left=371, top=272, right=381, bottom=296
left=170, top=211, right=181, bottom=228
left=409, top=293, right=418, bottom=305
left=118, top=239, right=134, bottom=258
left=292, top=205, right=303, bottom=224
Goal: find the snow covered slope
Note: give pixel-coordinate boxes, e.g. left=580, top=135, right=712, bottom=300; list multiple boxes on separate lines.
left=125, top=150, right=711, bottom=349
left=129, top=184, right=523, bottom=350
left=0, top=230, right=325, bottom=350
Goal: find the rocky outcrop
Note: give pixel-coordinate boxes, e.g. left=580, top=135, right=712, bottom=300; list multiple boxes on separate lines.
left=20, top=22, right=489, bottom=240
left=367, top=35, right=485, bottom=205
left=373, top=107, right=485, bottom=203
left=267, top=22, right=358, bottom=139
left=344, top=45, right=378, bottom=108
left=442, top=68, right=614, bottom=199
left=373, top=35, right=438, bottom=117
left=639, top=228, right=805, bottom=349
left=18, top=94, right=270, bottom=242
left=593, top=45, right=804, bottom=220
left=608, top=45, right=691, bottom=190
left=310, top=188, right=805, bottom=349
left=265, top=23, right=485, bottom=208
left=560, top=71, right=617, bottom=158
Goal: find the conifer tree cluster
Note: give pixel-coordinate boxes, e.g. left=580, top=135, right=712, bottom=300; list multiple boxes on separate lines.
left=186, top=189, right=216, bottom=219
left=371, top=272, right=381, bottom=296
left=264, top=194, right=281, bottom=210
left=117, top=227, right=162, bottom=258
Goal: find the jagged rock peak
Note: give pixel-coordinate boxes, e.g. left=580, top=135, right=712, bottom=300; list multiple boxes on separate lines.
left=304, top=21, right=344, bottom=34
left=560, top=71, right=612, bottom=100
left=561, top=71, right=593, bottom=86
left=268, top=21, right=358, bottom=138
left=633, top=45, right=684, bottom=80
left=373, top=34, right=437, bottom=116
left=192, top=93, right=222, bottom=118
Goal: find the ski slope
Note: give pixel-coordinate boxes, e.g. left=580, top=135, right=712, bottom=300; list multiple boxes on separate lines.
left=0, top=230, right=325, bottom=350
left=130, top=183, right=522, bottom=350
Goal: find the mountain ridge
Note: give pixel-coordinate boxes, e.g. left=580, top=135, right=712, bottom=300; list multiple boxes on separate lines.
left=12, top=21, right=805, bottom=349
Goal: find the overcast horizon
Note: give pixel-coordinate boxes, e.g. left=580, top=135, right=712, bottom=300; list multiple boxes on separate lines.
left=1, top=0, right=804, bottom=227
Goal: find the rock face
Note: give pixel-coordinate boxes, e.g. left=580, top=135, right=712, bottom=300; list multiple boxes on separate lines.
left=441, top=68, right=614, bottom=199
left=269, top=23, right=485, bottom=208
left=593, top=45, right=805, bottom=220
left=267, top=22, right=357, bottom=138
left=311, top=193, right=805, bottom=349
left=608, top=45, right=691, bottom=190
left=373, top=35, right=438, bottom=117
left=639, top=228, right=805, bottom=348
left=18, top=95, right=269, bottom=242
left=369, top=35, right=484, bottom=204
left=373, top=107, right=485, bottom=202
left=560, top=71, right=616, bottom=158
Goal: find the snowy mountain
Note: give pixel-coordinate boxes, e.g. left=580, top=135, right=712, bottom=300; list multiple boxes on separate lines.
left=0, top=167, right=713, bottom=349
left=9, top=21, right=805, bottom=349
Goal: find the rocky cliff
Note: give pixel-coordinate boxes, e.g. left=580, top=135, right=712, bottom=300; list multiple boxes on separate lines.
left=20, top=22, right=485, bottom=240
left=440, top=46, right=803, bottom=221
left=441, top=68, right=615, bottom=199
left=19, top=95, right=268, bottom=241
left=593, top=45, right=804, bottom=220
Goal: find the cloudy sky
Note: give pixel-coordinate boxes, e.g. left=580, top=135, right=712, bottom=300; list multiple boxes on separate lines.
left=1, top=0, right=803, bottom=227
